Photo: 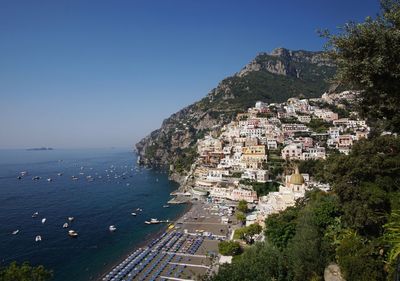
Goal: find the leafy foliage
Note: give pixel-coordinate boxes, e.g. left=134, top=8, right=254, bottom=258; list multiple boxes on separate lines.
left=218, top=241, right=242, bottom=256
left=234, top=223, right=263, bottom=244
left=209, top=242, right=287, bottom=281
left=307, top=118, right=331, bottom=133
left=383, top=210, right=400, bottom=277
left=237, top=200, right=249, bottom=213
left=0, top=262, right=52, bottom=281
left=235, top=212, right=246, bottom=224
left=239, top=179, right=279, bottom=197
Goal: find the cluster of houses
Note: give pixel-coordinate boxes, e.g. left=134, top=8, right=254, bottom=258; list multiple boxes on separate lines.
left=190, top=92, right=369, bottom=224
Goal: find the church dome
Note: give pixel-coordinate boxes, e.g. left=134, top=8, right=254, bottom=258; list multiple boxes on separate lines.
left=290, top=173, right=305, bottom=185
left=289, top=167, right=304, bottom=185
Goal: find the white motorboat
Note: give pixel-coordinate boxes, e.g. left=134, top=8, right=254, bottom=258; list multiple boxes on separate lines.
left=68, top=230, right=78, bottom=238
left=12, top=230, right=19, bottom=235
left=68, top=217, right=74, bottom=222
left=163, top=205, right=170, bottom=208
left=57, top=173, right=63, bottom=176
left=109, top=225, right=117, bottom=232
left=145, top=218, right=160, bottom=225
left=41, top=218, right=46, bottom=224
left=131, top=212, right=137, bottom=216
left=63, top=223, right=69, bottom=228
left=32, top=212, right=39, bottom=218
left=47, top=178, right=52, bottom=182
left=35, top=235, right=42, bottom=242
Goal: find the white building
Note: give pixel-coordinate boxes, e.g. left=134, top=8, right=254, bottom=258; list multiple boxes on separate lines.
left=281, top=143, right=303, bottom=160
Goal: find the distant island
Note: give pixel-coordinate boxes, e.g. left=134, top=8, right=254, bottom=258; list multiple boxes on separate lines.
left=26, top=147, right=54, bottom=151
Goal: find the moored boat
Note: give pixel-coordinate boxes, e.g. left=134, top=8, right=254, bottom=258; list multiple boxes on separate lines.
left=35, top=235, right=42, bottom=242
left=63, top=223, right=69, bottom=228
left=32, top=212, right=39, bottom=218
left=41, top=218, right=46, bottom=224
left=109, top=225, right=117, bottom=232
left=12, top=230, right=20, bottom=235
left=145, top=218, right=160, bottom=224
left=68, top=230, right=78, bottom=238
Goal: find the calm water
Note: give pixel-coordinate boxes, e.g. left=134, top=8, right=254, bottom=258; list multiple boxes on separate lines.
left=0, top=148, right=185, bottom=281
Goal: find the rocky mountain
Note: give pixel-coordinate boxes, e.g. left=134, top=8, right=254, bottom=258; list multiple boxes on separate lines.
left=135, top=47, right=336, bottom=172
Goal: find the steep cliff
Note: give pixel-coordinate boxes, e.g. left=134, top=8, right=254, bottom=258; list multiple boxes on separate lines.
left=135, top=47, right=336, bottom=172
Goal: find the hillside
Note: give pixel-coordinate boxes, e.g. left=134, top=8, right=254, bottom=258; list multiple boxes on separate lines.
left=135, top=47, right=336, bottom=170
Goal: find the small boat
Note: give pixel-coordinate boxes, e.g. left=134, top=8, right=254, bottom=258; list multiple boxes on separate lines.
left=20, top=171, right=28, bottom=176
left=35, top=235, right=42, bottom=242
left=145, top=218, right=160, bottom=225
left=68, top=217, right=74, bottom=222
left=163, top=205, right=170, bottom=208
left=57, top=173, right=63, bottom=176
left=32, top=176, right=40, bottom=180
left=136, top=208, right=143, bottom=212
left=32, top=212, right=39, bottom=218
left=17, top=176, right=22, bottom=180
left=68, top=230, right=78, bottom=238
left=131, top=212, right=137, bottom=216
left=12, top=230, right=20, bottom=235
left=47, top=178, right=52, bottom=182
left=41, top=218, right=46, bottom=224
left=71, top=176, right=78, bottom=180
left=63, top=223, right=69, bottom=228
left=109, top=225, right=117, bottom=232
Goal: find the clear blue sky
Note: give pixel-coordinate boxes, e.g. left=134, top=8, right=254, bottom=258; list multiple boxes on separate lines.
left=0, top=0, right=380, bottom=149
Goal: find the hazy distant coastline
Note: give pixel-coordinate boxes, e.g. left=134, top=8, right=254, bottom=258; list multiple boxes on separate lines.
left=26, top=147, right=54, bottom=151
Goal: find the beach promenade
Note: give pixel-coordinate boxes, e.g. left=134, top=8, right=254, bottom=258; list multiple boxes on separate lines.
left=101, top=201, right=234, bottom=281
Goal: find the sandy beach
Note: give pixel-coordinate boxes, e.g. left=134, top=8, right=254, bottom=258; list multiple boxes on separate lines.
left=100, top=199, right=237, bottom=281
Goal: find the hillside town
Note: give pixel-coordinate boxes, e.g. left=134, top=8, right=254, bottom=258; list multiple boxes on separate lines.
left=185, top=91, right=370, bottom=226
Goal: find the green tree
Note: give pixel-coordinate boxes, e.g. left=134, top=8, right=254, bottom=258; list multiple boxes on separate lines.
left=0, top=262, right=52, bottom=281
left=218, top=241, right=242, bottom=256
left=383, top=210, right=400, bottom=278
left=335, top=230, right=386, bottom=281
left=287, top=208, right=326, bottom=281
left=237, top=200, right=249, bottom=213
left=323, top=0, right=400, bottom=132
left=209, top=242, right=287, bottom=281
left=234, top=223, right=262, bottom=244
left=265, top=205, right=300, bottom=249
left=236, top=212, right=246, bottom=224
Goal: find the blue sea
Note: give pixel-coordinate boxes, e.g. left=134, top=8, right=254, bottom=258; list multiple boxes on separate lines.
left=0, top=148, right=186, bottom=281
